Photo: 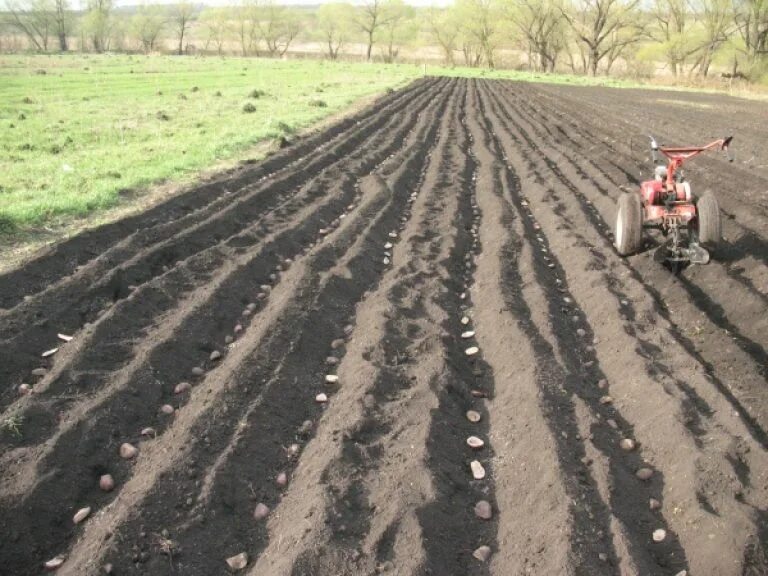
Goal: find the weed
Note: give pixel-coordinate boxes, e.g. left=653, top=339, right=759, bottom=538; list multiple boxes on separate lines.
left=277, top=121, right=295, bottom=134
left=1, top=414, right=24, bottom=438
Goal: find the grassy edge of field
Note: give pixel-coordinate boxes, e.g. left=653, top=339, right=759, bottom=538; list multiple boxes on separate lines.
left=0, top=84, right=402, bottom=274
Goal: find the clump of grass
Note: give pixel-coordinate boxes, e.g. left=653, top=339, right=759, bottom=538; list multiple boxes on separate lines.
left=22, top=96, right=33, bottom=104
left=35, top=69, right=46, bottom=75
left=309, top=99, right=327, bottom=108
left=249, top=88, right=267, bottom=99
left=1, top=414, right=24, bottom=438
left=156, top=111, right=170, bottom=121
left=277, top=121, right=295, bottom=134
left=242, top=102, right=257, bottom=113
left=178, top=93, right=187, bottom=100
left=214, top=90, right=222, bottom=97
left=191, top=86, right=199, bottom=92
left=0, top=215, right=17, bottom=236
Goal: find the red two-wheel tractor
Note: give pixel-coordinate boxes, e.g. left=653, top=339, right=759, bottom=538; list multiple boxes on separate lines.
left=615, top=136, right=733, bottom=266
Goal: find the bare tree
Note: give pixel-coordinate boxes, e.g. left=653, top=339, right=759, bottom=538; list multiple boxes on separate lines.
left=356, top=0, right=385, bottom=60
left=317, top=2, right=353, bottom=59
left=4, top=0, right=54, bottom=51
left=83, top=0, right=112, bottom=52
left=560, top=0, right=642, bottom=75
left=199, top=7, right=228, bottom=54
left=258, top=2, right=300, bottom=57
left=170, top=1, right=195, bottom=55
left=455, top=0, right=502, bottom=68
left=691, top=0, right=733, bottom=75
left=379, top=0, right=412, bottom=62
left=426, top=7, right=460, bottom=65
left=51, top=0, right=69, bottom=50
left=733, top=0, right=768, bottom=67
left=232, top=0, right=260, bottom=56
left=650, top=0, right=696, bottom=75
left=506, top=0, right=566, bottom=71
left=130, top=4, right=165, bottom=53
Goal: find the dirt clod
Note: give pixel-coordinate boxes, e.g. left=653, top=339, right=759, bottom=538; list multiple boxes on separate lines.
left=636, top=467, right=654, bottom=481
left=619, top=438, right=636, bottom=451
left=226, top=552, right=248, bottom=571
left=466, top=410, right=481, bottom=423
left=174, top=382, right=191, bottom=394
left=73, top=507, right=91, bottom=524
left=470, top=460, right=486, bottom=480
left=472, top=545, right=491, bottom=562
left=253, top=503, right=270, bottom=520
left=120, top=443, right=138, bottom=460
left=99, top=474, right=115, bottom=492
left=474, top=500, right=492, bottom=520
left=467, top=436, right=485, bottom=449
left=44, top=556, right=65, bottom=570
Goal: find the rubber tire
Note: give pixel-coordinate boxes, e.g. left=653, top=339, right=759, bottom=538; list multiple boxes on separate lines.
left=615, top=193, right=643, bottom=256
left=696, top=192, right=721, bottom=248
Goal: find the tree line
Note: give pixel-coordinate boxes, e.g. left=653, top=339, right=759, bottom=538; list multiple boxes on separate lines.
left=1, top=0, right=766, bottom=81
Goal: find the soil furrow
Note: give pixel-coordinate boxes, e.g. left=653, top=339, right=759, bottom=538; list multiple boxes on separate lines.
left=81, top=79, right=458, bottom=576
left=488, top=81, right=768, bottom=449
left=0, top=79, right=442, bottom=418
left=477, top=79, right=689, bottom=574
left=483, top=79, right=768, bottom=575
left=0, top=81, right=442, bottom=405
left=0, top=81, right=449, bottom=576
left=3, top=77, right=767, bottom=576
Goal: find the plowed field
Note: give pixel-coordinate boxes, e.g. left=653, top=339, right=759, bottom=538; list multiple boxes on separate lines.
left=1, top=78, right=767, bottom=576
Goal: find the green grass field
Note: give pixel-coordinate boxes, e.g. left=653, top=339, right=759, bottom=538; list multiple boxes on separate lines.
left=0, top=55, right=422, bottom=236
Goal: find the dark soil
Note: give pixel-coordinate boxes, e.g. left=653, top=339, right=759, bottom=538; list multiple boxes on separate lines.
left=1, top=78, right=766, bottom=576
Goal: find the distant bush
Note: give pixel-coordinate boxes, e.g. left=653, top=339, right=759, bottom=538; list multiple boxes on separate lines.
left=242, top=102, right=257, bottom=113
left=249, top=89, right=267, bottom=99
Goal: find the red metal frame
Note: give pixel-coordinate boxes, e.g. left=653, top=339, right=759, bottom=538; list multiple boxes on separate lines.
left=640, top=137, right=731, bottom=227
left=657, top=137, right=732, bottom=193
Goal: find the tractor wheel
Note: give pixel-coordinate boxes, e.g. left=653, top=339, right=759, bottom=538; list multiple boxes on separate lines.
left=615, top=193, right=643, bottom=256
left=696, top=192, right=721, bottom=248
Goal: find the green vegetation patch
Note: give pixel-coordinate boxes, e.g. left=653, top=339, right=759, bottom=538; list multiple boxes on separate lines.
left=0, top=54, right=420, bottom=235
